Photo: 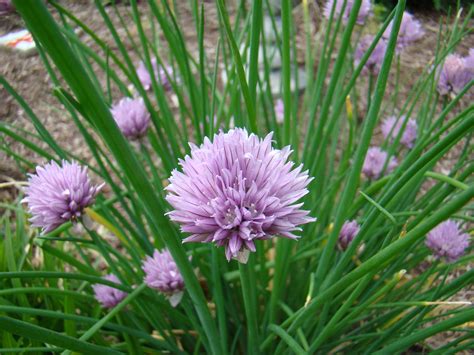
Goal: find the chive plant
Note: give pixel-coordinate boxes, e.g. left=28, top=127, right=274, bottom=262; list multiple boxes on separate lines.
left=1, top=0, right=473, bottom=353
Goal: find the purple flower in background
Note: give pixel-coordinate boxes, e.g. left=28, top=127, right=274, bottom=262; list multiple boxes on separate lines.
left=354, top=35, right=387, bottom=76
left=464, top=48, right=474, bottom=72
left=142, top=249, right=185, bottom=306
left=425, top=220, right=469, bottom=263
left=23, top=160, right=103, bottom=233
left=136, top=58, right=172, bottom=91
left=381, top=115, right=417, bottom=148
left=338, top=220, right=360, bottom=250
left=92, top=274, right=127, bottom=308
left=362, top=147, right=398, bottom=180
left=166, top=128, right=315, bottom=263
left=0, top=0, right=14, bottom=16
left=111, top=97, right=150, bottom=140
left=437, top=54, right=472, bottom=96
left=274, top=98, right=284, bottom=124
left=323, top=0, right=372, bottom=25
left=384, top=12, right=424, bottom=51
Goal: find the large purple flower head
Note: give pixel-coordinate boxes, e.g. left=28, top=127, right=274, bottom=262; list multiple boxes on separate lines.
left=111, top=97, right=150, bottom=140
left=166, top=128, right=315, bottom=263
left=381, top=115, right=417, bottom=148
left=425, top=220, right=470, bottom=263
left=23, top=160, right=103, bottom=233
left=437, top=54, right=472, bottom=96
left=354, top=35, right=387, bottom=76
left=338, top=220, right=360, bottom=250
left=384, top=12, right=424, bottom=51
left=136, top=58, right=172, bottom=91
left=323, top=0, right=372, bottom=25
left=362, top=147, right=398, bottom=180
left=274, top=99, right=284, bottom=124
left=92, top=274, right=127, bottom=308
left=142, top=249, right=185, bottom=306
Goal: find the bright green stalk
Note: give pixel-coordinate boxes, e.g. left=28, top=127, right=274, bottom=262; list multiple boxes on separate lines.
left=62, top=283, right=147, bottom=355
left=312, top=0, right=406, bottom=290
left=281, top=0, right=292, bottom=145
left=261, top=184, right=473, bottom=348
left=374, top=307, right=474, bottom=354
left=239, top=261, right=259, bottom=354
left=0, top=316, right=120, bottom=354
left=248, top=0, right=262, bottom=107
left=0, top=305, right=171, bottom=351
left=268, top=324, right=306, bottom=355
left=216, top=0, right=257, bottom=133
left=12, top=2, right=220, bottom=353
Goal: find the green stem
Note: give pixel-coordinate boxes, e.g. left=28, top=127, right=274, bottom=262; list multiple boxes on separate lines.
left=61, top=283, right=147, bottom=355
left=239, top=261, right=259, bottom=354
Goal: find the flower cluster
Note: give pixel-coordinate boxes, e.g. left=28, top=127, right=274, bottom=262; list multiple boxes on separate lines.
left=384, top=12, right=424, bottom=51
left=111, top=97, right=150, bottom=140
left=354, top=35, right=388, bottom=76
left=425, top=220, right=469, bottom=263
left=23, top=160, right=103, bottom=233
left=166, top=128, right=315, bottom=262
left=136, top=58, right=172, bottom=91
left=437, top=53, right=474, bottom=97
left=362, top=147, right=398, bottom=180
left=93, top=274, right=127, bottom=308
left=142, top=249, right=185, bottom=306
left=323, top=0, right=372, bottom=25
left=381, top=115, right=417, bottom=148
left=338, top=220, right=360, bottom=250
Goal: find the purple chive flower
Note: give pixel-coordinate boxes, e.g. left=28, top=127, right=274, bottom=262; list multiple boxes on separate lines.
left=110, top=97, right=150, bottom=140
left=142, top=249, right=185, bottom=306
left=464, top=48, right=474, bottom=72
left=354, top=35, right=387, bottom=76
left=338, top=220, right=360, bottom=250
left=362, top=147, right=398, bottom=180
left=166, top=128, right=315, bottom=263
left=425, top=220, right=470, bottom=263
left=23, top=160, right=103, bottom=234
left=384, top=12, right=424, bottom=51
left=274, top=99, right=284, bottom=124
left=381, top=115, right=417, bottom=148
left=323, top=0, right=372, bottom=25
left=0, top=0, right=14, bottom=16
left=136, top=58, right=172, bottom=91
left=437, top=54, right=472, bottom=96
left=92, top=274, right=127, bottom=308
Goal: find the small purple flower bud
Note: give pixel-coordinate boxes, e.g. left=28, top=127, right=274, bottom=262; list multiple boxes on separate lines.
left=166, top=128, right=316, bottom=263
left=92, top=274, right=127, bottom=308
left=274, top=99, right=284, bottom=124
left=381, top=115, right=417, bottom=148
left=142, top=249, right=185, bottom=307
left=362, top=147, right=398, bottom=180
left=425, top=220, right=470, bottom=263
left=111, top=97, right=150, bottom=140
left=136, top=58, right=172, bottom=91
left=323, top=0, right=372, bottom=25
left=338, top=220, right=360, bottom=250
left=384, top=12, right=424, bottom=51
left=354, top=35, right=388, bottom=76
left=23, top=160, right=103, bottom=233
left=437, top=54, right=472, bottom=96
